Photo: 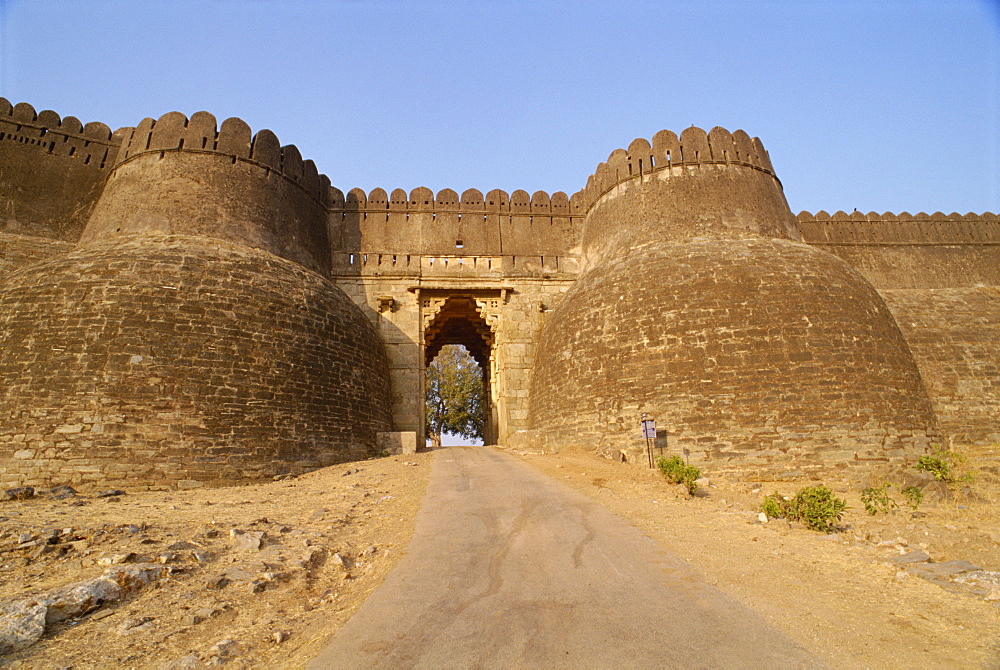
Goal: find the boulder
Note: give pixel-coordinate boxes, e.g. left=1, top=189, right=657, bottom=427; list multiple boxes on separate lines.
left=0, top=603, right=47, bottom=653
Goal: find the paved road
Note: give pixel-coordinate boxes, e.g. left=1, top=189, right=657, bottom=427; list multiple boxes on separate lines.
left=309, top=447, right=819, bottom=669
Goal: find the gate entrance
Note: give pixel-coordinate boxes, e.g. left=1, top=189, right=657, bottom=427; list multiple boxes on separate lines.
left=421, top=292, right=503, bottom=444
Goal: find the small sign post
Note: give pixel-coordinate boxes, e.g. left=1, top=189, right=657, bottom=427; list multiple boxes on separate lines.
left=641, top=413, right=655, bottom=469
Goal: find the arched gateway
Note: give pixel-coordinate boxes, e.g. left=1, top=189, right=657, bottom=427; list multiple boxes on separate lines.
left=422, top=293, right=499, bottom=444
left=331, top=260, right=580, bottom=448
left=327, top=184, right=583, bottom=449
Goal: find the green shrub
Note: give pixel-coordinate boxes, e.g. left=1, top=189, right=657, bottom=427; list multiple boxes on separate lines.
left=900, top=485, right=923, bottom=510
left=760, top=493, right=785, bottom=520
left=915, top=454, right=952, bottom=482
left=861, top=484, right=898, bottom=515
left=760, top=486, right=847, bottom=532
left=656, top=455, right=701, bottom=495
left=914, top=446, right=974, bottom=484
left=788, top=487, right=848, bottom=532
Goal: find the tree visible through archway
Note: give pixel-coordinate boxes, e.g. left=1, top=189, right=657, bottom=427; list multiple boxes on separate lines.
left=425, top=345, right=485, bottom=447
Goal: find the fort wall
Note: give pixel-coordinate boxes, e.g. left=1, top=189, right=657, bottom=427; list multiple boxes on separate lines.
left=1, top=100, right=995, bottom=488
left=0, top=232, right=73, bottom=278
left=0, top=99, right=123, bottom=241
left=797, top=211, right=1000, bottom=289
left=328, top=185, right=583, bottom=264
left=82, top=111, right=332, bottom=276
left=528, top=127, right=938, bottom=476
left=528, top=237, right=939, bottom=476
left=796, top=211, right=1000, bottom=447
left=879, top=288, right=1000, bottom=447
left=0, top=236, right=392, bottom=490
left=0, top=103, right=393, bottom=490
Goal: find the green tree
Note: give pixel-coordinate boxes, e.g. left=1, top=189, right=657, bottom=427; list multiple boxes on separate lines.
left=425, top=345, right=485, bottom=446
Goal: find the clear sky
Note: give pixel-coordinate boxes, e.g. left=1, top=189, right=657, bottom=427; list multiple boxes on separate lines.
left=1, top=0, right=997, bottom=215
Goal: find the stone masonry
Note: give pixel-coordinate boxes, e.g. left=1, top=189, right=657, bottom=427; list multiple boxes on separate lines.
left=1, top=98, right=997, bottom=487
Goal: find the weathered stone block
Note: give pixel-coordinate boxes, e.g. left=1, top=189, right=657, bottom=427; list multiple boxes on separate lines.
left=377, top=431, right=417, bottom=455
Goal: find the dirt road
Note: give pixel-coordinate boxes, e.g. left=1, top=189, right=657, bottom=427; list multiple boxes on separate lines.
left=308, top=446, right=818, bottom=668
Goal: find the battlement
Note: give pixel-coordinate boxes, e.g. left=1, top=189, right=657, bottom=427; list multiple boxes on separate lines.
left=329, top=186, right=582, bottom=218
left=572, top=126, right=776, bottom=214
left=114, top=111, right=330, bottom=204
left=82, top=111, right=332, bottom=275
left=328, top=186, right=584, bottom=263
left=797, top=210, right=1000, bottom=246
left=575, top=126, right=794, bottom=262
left=0, top=98, right=124, bottom=169
left=0, top=99, right=124, bottom=241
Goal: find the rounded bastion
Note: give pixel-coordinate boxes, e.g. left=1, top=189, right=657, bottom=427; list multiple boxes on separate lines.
left=0, top=235, right=392, bottom=489
left=0, top=111, right=391, bottom=490
left=575, top=127, right=799, bottom=269
left=528, top=127, right=937, bottom=476
left=81, top=111, right=331, bottom=276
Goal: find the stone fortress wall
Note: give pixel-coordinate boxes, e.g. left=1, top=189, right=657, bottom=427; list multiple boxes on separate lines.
left=0, top=102, right=391, bottom=490
left=0, top=97, right=996, bottom=488
left=796, top=210, right=1000, bottom=448
left=526, top=129, right=956, bottom=475
left=796, top=210, right=1000, bottom=289
left=0, top=100, right=123, bottom=242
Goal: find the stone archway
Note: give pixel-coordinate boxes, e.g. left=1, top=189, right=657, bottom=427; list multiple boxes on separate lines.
left=421, top=292, right=503, bottom=445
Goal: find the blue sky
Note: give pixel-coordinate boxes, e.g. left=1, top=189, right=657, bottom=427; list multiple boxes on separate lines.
left=1, top=0, right=997, bottom=215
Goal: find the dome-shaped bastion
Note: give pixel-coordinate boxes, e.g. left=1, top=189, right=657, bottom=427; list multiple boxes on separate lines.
left=527, top=128, right=939, bottom=475
left=2, top=99, right=998, bottom=488
left=0, top=105, right=391, bottom=489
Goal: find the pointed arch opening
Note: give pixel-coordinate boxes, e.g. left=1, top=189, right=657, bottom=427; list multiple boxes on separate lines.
left=422, top=295, right=498, bottom=445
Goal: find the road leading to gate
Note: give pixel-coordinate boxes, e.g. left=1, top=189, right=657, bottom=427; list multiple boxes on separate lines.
left=308, top=447, right=820, bottom=669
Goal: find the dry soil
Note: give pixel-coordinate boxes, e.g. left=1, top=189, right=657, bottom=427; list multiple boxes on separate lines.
left=1, top=443, right=998, bottom=668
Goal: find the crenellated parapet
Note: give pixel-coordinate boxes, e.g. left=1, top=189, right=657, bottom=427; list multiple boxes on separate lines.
left=0, top=98, right=124, bottom=167
left=113, top=111, right=330, bottom=204
left=571, top=126, right=776, bottom=215
left=328, top=185, right=580, bottom=216
left=328, top=185, right=584, bottom=264
left=797, top=210, right=1000, bottom=246
left=82, top=111, right=332, bottom=275
left=0, top=99, right=126, bottom=241
left=575, top=126, right=795, bottom=265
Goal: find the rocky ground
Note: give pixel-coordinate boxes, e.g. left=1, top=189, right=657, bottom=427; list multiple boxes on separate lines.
left=0, top=455, right=433, bottom=668
left=0, top=443, right=998, bottom=668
